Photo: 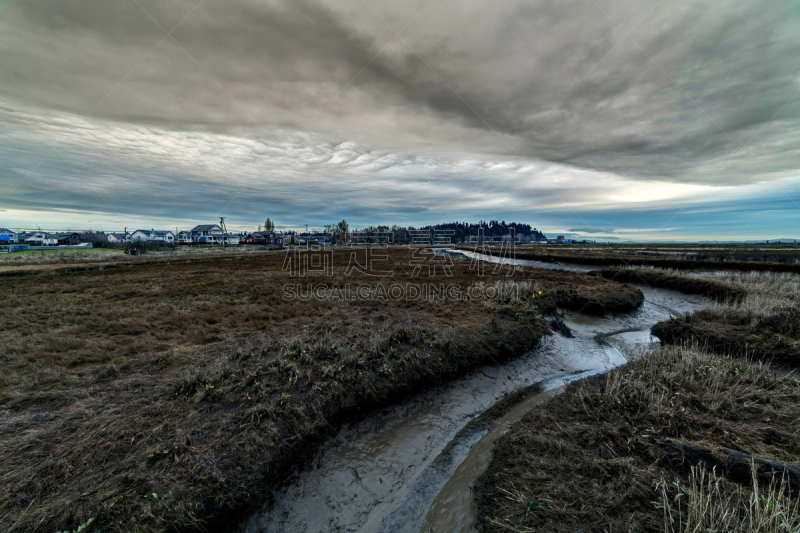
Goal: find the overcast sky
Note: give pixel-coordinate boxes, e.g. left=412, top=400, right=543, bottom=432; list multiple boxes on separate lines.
left=1, top=0, right=799, bottom=239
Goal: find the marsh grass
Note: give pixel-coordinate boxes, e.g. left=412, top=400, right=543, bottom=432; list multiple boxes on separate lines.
left=476, top=344, right=800, bottom=533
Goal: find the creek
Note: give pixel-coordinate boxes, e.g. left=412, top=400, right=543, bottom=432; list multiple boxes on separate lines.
left=241, top=252, right=708, bottom=533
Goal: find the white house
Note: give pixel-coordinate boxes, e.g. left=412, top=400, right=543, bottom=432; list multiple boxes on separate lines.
left=224, top=233, right=243, bottom=245
left=106, top=232, right=128, bottom=243
left=175, top=231, right=193, bottom=244
left=23, top=232, right=58, bottom=246
left=130, top=230, right=175, bottom=243
left=0, top=228, right=17, bottom=243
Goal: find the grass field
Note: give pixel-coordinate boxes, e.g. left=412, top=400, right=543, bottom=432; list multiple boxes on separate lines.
left=0, top=247, right=643, bottom=532
left=0, top=247, right=123, bottom=262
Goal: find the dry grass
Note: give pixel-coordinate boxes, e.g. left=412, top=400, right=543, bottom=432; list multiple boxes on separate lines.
left=476, top=345, right=800, bottom=532
left=0, top=247, right=643, bottom=532
left=708, top=270, right=800, bottom=317
left=657, top=465, right=800, bottom=533
left=0, top=248, right=124, bottom=264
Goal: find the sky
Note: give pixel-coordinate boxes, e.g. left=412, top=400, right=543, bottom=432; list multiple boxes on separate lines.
left=1, top=0, right=799, bottom=240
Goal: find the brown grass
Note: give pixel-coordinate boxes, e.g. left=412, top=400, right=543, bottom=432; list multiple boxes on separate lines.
left=476, top=345, right=800, bottom=532
left=0, top=247, right=643, bottom=532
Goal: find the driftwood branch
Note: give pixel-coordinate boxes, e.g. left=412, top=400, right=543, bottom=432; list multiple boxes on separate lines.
left=658, top=439, right=800, bottom=491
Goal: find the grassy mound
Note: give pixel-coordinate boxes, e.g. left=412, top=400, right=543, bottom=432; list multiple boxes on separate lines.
left=598, top=266, right=746, bottom=300
left=648, top=269, right=800, bottom=368
left=476, top=346, right=800, bottom=532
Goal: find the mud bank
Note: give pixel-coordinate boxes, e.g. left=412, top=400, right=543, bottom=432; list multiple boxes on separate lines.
left=240, top=270, right=706, bottom=532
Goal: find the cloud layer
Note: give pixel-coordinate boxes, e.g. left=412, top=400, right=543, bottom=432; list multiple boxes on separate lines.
left=1, top=0, right=799, bottom=236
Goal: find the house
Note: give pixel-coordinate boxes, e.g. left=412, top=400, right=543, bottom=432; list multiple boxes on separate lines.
left=0, top=228, right=17, bottom=243
left=22, top=232, right=58, bottom=246
left=224, top=233, right=242, bottom=245
left=242, top=232, right=267, bottom=244
left=106, top=232, right=128, bottom=243
left=190, top=224, right=224, bottom=244
left=175, top=231, right=193, bottom=244
left=242, top=231, right=283, bottom=245
left=130, top=230, right=175, bottom=243
left=297, top=233, right=330, bottom=245
left=151, top=230, right=175, bottom=243
left=56, top=232, right=81, bottom=245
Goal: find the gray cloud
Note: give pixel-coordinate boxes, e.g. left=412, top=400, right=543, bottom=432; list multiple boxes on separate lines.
left=1, top=0, right=799, bottom=235
left=2, top=0, right=799, bottom=184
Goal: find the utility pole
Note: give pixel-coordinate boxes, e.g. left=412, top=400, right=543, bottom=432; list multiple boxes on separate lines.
left=219, top=217, right=227, bottom=249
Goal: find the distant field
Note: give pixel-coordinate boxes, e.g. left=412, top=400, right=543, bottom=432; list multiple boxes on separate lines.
left=0, top=244, right=277, bottom=267
left=0, top=247, right=123, bottom=258
left=462, top=243, right=800, bottom=272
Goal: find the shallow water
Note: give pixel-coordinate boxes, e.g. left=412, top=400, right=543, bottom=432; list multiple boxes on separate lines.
left=240, top=254, right=708, bottom=533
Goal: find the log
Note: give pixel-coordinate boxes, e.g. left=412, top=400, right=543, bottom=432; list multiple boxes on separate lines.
left=659, top=439, right=800, bottom=491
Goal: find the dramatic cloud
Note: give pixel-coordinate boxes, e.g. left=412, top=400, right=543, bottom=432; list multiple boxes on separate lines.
left=0, top=0, right=798, bottom=237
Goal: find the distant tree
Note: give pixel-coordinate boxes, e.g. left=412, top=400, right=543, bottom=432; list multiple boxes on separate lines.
left=336, top=219, right=349, bottom=234
left=393, top=227, right=410, bottom=244
left=264, top=218, right=274, bottom=231
left=257, top=224, right=261, bottom=232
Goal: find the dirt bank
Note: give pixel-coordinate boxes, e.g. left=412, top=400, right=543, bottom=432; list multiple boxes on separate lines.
left=0, top=248, right=643, bottom=532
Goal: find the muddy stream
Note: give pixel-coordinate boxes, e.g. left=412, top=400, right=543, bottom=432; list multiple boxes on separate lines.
left=241, top=252, right=709, bottom=533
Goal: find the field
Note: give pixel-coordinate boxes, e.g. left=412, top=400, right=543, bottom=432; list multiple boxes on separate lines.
left=476, top=263, right=800, bottom=532
left=0, top=247, right=642, bottom=532
left=463, top=243, right=800, bottom=273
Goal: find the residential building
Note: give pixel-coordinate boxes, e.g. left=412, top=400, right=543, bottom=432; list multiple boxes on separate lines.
left=0, top=228, right=17, bottom=243
left=22, top=232, right=58, bottom=246
left=56, top=232, right=81, bottom=245
left=224, top=233, right=243, bottom=245
left=190, top=224, right=224, bottom=244
left=106, top=233, right=128, bottom=243
left=130, top=230, right=175, bottom=243
left=241, top=231, right=283, bottom=245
